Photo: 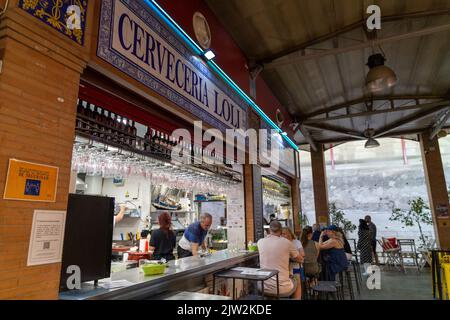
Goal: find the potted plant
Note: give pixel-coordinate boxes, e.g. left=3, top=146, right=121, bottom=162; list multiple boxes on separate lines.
left=390, top=197, right=434, bottom=250
left=329, top=202, right=356, bottom=236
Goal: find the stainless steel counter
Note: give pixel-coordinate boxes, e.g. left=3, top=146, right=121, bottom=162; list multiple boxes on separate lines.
left=59, top=250, right=258, bottom=300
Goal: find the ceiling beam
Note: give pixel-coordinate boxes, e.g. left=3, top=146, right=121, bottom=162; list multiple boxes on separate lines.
left=302, top=95, right=445, bottom=119
left=429, top=109, right=450, bottom=140
left=296, top=124, right=317, bottom=152
left=374, top=105, right=450, bottom=138
left=303, top=123, right=366, bottom=140
left=265, top=23, right=450, bottom=69
left=297, top=126, right=450, bottom=146
left=257, top=9, right=450, bottom=65
left=303, top=100, right=450, bottom=124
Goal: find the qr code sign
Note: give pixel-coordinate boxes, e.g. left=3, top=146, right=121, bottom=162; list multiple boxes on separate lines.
left=43, top=242, right=50, bottom=249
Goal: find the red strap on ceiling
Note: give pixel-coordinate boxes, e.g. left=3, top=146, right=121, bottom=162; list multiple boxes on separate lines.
left=330, top=144, right=335, bottom=170
left=401, top=137, right=408, bottom=165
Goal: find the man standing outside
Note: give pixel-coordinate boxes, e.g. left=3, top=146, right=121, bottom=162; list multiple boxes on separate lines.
left=257, top=220, right=303, bottom=299
left=312, top=223, right=322, bottom=242
left=177, top=213, right=212, bottom=258
left=365, top=215, right=378, bottom=264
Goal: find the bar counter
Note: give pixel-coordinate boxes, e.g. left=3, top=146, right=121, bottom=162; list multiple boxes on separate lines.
left=59, top=250, right=258, bottom=300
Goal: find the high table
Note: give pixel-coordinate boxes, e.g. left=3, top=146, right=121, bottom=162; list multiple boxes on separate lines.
left=213, top=268, right=279, bottom=300
left=164, top=291, right=231, bottom=300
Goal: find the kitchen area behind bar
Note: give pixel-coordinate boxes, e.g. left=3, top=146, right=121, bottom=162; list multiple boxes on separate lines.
left=59, top=89, right=253, bottom=299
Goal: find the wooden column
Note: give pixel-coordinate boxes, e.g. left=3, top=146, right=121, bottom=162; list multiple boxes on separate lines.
left=291, top=177, right=301, bottom=235
left=0, top=2, right=90, bottom=299
left=310, top=144, right=329, bottom=225
left=243, top=164, right=255, bottom=243
left=243, top=164, right=264, bottom=243
left=420, top=132, right=450, bottom=249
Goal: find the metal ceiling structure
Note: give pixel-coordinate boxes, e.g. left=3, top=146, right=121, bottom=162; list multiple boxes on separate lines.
left=206, top=0, right=450, bottom=151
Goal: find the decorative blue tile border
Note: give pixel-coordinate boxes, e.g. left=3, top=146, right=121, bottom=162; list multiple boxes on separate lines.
left=18, top=0, right=88, bottom=45
left=97, top=0, right=248, bottom=132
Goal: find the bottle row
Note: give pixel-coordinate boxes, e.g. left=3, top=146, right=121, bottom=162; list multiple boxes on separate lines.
left=76, top=99, right=137, bottom=147
left=75, top=99, right=223, bottom=163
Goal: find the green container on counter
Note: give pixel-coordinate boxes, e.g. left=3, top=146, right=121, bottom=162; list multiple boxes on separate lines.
left=141, top=263, right=166, bottom=276
left=247, top=244, right=258, bottom=252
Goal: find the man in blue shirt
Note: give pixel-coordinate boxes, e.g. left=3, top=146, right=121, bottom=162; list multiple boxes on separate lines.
left=312, top=224, right=321, bottom=242
left=177, top=213, right=212, bottom=258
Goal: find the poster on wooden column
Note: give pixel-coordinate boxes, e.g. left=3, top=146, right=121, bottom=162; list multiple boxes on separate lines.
left=3, top=159, right=59, bottom=202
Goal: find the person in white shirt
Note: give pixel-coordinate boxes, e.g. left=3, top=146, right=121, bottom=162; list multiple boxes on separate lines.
left=257, top=221, right=303, bottom=299
left=113, top=205, right=127, bottom=227
left=282, top=227, right=304, bottom=299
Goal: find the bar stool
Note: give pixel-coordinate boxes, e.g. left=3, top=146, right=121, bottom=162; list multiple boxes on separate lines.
left=349, top=260, right=361, bottom=295
left=335, top=270, right=355, bottom=300
left=312, top=281, right=339, bottom=300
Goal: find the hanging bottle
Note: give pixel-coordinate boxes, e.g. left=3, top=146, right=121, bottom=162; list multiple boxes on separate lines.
left=76, top=99, right=84, bottom=129
left=129, top=119, right=136, bottom=148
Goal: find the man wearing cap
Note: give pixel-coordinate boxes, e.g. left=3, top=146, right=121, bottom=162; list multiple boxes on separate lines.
left=257, top=220, right=303, bottom=299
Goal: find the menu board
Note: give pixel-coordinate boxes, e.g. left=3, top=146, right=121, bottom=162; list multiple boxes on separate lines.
left=252, top=166, right=265, bottom=242
left=226, top=166, right=246, bottom=250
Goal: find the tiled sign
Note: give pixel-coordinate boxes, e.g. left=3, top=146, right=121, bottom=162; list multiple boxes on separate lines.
left=18, top=0, right=88, bottom=45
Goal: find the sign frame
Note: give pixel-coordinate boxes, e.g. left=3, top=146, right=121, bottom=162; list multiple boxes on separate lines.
left=3, top=159, right=59, bottom=202
left=27, top=210, right=67, bottom=267
left=97, top=0, right=248, bottom=133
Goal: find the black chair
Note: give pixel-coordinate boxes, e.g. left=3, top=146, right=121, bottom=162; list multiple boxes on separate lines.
left=311, top=281, right=339, bottom=300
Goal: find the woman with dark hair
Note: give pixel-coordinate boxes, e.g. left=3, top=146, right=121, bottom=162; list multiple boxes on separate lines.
left=357, top=218, right=372, bottom=272
left=301, top=226, right=320, bottom=278
left=149, top=212, right=176, bottom=261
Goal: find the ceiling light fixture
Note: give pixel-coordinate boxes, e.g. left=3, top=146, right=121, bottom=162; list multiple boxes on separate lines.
left=363, top=128, right=380, bottom=149
left=203, top=49, right=215, bottom=61
left=366, top=53, right=397, bottom=93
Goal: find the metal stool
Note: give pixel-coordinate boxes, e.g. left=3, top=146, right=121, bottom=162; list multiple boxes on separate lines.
left=312, top=281, right=339, bottom=300
left=350, top=260, right=361, bottom=295
left=337, top=269, right=355, bottom=300
left=303, top=274, right=318, bottom=300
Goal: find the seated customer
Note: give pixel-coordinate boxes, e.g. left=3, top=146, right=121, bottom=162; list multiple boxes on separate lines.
left=282, top=227, right=304, bottom=299
left=257, top=221, right=303, bottom=299
left=149, top=212, right=176, bottom=261
left=336, top=226, right=353, bottom=261
left=318, top=225, right=349, bottom=281
left=301, top=226, right=320, bottom=278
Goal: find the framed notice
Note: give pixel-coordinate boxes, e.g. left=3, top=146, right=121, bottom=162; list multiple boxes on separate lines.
left=3, top=159, right=59, bottom=202
left=27, top=210, right=66, bottom=266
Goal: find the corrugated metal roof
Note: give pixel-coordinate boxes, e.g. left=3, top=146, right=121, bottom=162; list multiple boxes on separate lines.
left=206, top=0, right=450, bottom=146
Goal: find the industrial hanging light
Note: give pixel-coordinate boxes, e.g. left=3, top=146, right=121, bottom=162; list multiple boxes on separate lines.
left=365, top=137, right=381, bottom=148
left=364, top=128, right=380, bottom=149
left=365, top=53, right=398, bottom=93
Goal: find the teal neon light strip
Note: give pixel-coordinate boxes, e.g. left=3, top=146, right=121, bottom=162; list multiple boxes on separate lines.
left=146, top=0, right=298, bottom=151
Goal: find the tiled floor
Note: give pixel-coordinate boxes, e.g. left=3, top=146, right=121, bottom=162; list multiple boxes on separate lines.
left=357, top=266, right=433, bottom=300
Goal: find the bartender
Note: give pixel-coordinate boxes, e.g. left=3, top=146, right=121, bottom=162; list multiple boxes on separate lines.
left=113, top=204, right=127, bottom=226
left=177, top=213, right=212, bottom=258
